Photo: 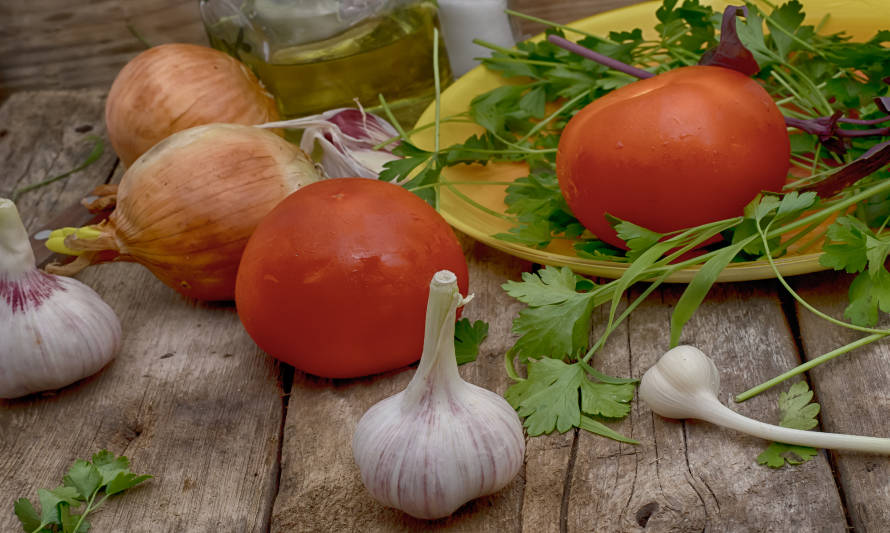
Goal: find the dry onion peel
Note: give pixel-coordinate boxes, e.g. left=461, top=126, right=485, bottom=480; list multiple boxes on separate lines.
left=106, top=43, right=279, bottom=167
left=46, top=123, right=321, bottom=301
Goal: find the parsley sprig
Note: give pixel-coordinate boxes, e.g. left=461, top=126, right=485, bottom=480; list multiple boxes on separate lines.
left=757, top=381, right=821, bottom=468
left=382, top=1, right=889, bottom=442
left=13, top=450, right=151, bottom=533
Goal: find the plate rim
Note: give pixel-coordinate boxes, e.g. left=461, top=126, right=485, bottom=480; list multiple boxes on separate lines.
left=417, top=0, right=871, bottom=282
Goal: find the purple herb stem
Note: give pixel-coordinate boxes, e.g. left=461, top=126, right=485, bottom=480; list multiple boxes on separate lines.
left=547, top=34, right=654, bottom=79
left=838, top=116, right=890, bottom=126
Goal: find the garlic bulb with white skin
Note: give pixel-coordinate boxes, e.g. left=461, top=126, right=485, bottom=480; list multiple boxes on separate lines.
left=0, top=199, right=121, bottom=399
left=640, top=345, right=890, bottom=454
left=353, top=270, right=525, bottom=520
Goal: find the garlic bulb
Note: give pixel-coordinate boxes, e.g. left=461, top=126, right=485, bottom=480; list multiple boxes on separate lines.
left=0, top=199, right=121, bottom=399
left=352, top=270, right=525, bottom=520
left=640, top=345, right=890, bottom=454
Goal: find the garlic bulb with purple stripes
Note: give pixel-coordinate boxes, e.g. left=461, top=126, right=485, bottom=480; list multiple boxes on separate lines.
left=1, top=198, right=121, bottom=398
left=352, top=270, right=524, bottom=520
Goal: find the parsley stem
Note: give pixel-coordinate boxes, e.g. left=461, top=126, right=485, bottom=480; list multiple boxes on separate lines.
left=731, top=216, right=890, bottom=402
left=377, top=94, right=409, bottom=141
left=517, top=91, right=588, bottom=143
left=583, top=273, right=668, bottom=363
left=761, top=219, right=890, bottom=336
left=442, top=180, right=516, bottom=221
left=735, top=333, right=887, bottom=402
left=472, top=38, right=526, bottom=57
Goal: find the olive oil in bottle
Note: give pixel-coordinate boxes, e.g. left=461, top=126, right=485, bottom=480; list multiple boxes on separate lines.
left=203, top=1, right=451, bottom=125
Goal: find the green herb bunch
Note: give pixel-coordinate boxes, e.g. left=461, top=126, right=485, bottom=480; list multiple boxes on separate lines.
left=380, top=0, right=890, bottom=444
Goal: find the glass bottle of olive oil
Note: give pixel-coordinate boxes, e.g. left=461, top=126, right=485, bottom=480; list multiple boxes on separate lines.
left=200, top=0, right=451, bottom=125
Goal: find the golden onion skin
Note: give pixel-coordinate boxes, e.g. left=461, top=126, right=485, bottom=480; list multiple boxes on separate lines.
left=105, top=43, right=279, bottom=167
left=105, top=123, right=319, bottom=301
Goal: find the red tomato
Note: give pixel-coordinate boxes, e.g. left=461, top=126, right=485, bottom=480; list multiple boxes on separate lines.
left=556, top=65, right=790, bottom=249
left=235, top=178, right=469, bottom=378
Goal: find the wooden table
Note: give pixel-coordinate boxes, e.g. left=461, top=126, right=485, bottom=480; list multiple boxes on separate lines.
left=3, top=2, right=890, bottom=532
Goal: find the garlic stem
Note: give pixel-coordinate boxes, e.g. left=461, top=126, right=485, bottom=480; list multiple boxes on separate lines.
left=402, top=270, right=467, bottom=406
left=0, top=199, right=37, bottom=276
left=352, top=270, right=524, bottom=520
left=640, top=345, right=890, bottom=455
left=702, top=399, right=890, bottom=453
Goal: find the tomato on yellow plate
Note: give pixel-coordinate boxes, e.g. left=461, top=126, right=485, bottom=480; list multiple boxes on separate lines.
left=413, top=0, right=886, bottom=282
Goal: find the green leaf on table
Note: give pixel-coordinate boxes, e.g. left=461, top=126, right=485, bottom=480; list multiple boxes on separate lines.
left=757, top=381, right=821, bottom=468
left=579, top=379, right=635, bottom=418
left=579, top=415, right=639, bottom=444
left=670, top=241, right=746, bottom=347
left=844, top=269, right=890, bottom=326
left=13, top=498, right=42, bottom=532
left=36, top=487, right=80, bottom=526
left=506, top=358, right=584, bottom=435
left=454, top=318, right=489, bottom=365
left=63, top=460, right=101, bottom=500
left=91, top=450, right=131, bottom=486
left=505, top=357, right=636, bottom=441
left=106, top=473, right=152, bottom=496
left=502, top=266, right=596, bottom=360
left=13, top=450, right=151, bottom=533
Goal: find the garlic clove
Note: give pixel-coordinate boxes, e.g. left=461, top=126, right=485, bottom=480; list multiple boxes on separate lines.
left=640, top=345, right=890, bottom=454
left=1, top=198, right=121, bottom=399
left=260, top=106, right=401, bottom=179
left=353, top=270, right=525, bottom=520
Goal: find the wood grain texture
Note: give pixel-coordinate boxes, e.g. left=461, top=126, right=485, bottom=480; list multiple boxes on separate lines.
left=792, top=271, right=890, bottom=532
left=564, top=281, right=847, bottom=532
left=0, top=0, right=206, bottom=95
left=0, top=0, right=650, bottom=95
left=0, top=91, right=283, bottom=533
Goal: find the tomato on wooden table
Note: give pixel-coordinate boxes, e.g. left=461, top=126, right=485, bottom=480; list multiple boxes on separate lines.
left=556, top=65, right=791, bottom=249
left=235, top=178, right=469, bottom=379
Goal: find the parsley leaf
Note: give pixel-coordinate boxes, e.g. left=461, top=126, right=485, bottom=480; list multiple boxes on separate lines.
left=454, top=318, right=489, bottom=365
left=505, top=357, right=635, bottom=440
left=757, top=381, right=821, bottom=468
left=14, top=450, right=151, bottom=533
left=502, top=266, right=597, bottom=360
left=819, top=215, right=890, bottom=326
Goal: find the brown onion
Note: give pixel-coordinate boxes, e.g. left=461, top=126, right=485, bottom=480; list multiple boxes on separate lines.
left=47, top=124, right=320, bottom=301
left=106, top=43, right=279, bottom=167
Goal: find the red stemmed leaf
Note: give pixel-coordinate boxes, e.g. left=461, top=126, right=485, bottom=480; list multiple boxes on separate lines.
left=699, top=6, right=760, bottom=76
left=803, top=140, right=890, bottom=197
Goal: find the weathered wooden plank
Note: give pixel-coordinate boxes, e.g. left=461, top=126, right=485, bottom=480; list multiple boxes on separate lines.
left=566, top=281, right=847, bottom=531
left=0, top=90, right=283, bottom=532
left=792, top=271, right=890, bottom=531
left=0, top=0, right=647, bottom=94
left=0, top=0, right=206, bottom=94
left=270, top=236, right=530, bottom=532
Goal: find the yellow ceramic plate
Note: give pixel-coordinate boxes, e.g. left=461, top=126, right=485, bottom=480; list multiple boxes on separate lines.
left=413, top=0, right=886, bottom=282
